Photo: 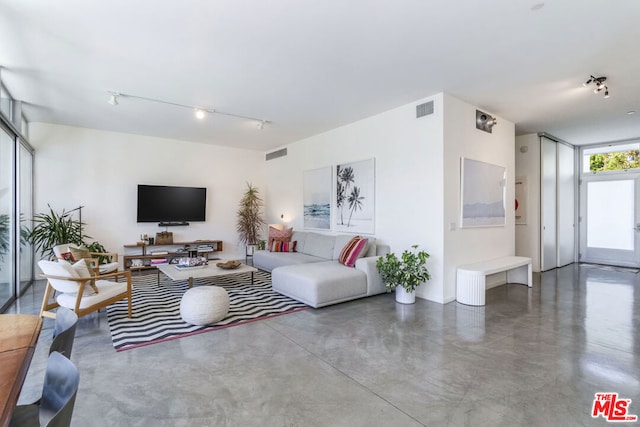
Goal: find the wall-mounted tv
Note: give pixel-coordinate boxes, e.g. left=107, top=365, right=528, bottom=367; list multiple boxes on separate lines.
left=137, top=185, right=207, bottom=225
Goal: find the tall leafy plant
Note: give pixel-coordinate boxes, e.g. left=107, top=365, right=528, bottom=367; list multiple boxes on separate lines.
left=236, top=183, right=266, bottom=246
left=27, top=205, right=89, bottom=259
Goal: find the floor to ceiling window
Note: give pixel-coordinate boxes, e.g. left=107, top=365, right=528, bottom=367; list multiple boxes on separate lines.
left=0, top=124, right=15, bottom=309
left=0, top=77, right=34, bottom=312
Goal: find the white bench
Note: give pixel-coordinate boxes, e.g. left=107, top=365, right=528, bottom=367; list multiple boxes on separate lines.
left=456, top=256, right=532, bottom=306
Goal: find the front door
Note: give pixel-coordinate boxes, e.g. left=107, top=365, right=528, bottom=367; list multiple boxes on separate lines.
left=579, top=174, right=640, bottom=267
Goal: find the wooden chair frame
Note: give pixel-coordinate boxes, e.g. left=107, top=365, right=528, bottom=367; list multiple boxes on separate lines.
left=39, top=269, right=132, bottom=319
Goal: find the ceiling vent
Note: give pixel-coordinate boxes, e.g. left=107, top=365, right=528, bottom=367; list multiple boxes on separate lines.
left=266, top=148, right=287, bottom=161
left=416, top=101, right=434, bottom=118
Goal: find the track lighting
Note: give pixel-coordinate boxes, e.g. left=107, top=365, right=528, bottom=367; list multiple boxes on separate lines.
left=476, top=109, right=497, bottom=133
left=583, top=75, right=609, bottom=98
left=108, top=93, right=119, bottom=106
left=106, top=90, right=269, bottom=127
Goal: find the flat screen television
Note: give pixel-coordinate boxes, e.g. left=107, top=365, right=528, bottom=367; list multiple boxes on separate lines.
left=137, top=185, right=207, bottom=224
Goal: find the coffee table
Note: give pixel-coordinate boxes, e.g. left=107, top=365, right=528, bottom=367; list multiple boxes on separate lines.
left=157, top=262, right=258, bottom=288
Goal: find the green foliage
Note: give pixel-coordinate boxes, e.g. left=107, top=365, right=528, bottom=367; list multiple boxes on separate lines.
left=589, top=150, right=640, bottom=172
left=236, top=182, right=266, bottom=245
left=85, top=241, right=111, bottom=264
left=376, top=245, right=431, bottom=293
left=27, top=205, right=89, bottom=259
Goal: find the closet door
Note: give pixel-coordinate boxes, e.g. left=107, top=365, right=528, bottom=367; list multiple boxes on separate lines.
left=556, top=143, right=575, bottom=266
left=541, top=137, right=557, bottom=271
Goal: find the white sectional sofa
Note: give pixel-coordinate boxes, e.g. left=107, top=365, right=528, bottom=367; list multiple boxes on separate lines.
left=253, top=231, right=390, bottom=308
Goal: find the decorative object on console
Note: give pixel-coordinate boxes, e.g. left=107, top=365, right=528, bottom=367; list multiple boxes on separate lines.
left=155, top=231, right=173, bottom=245
left=236, top=182, right=266, bottom=246
left=375, top=244, right=431, bottom=304
left=335, top=158, right=375, bottom=234
left=303, top=166, right=331, bottom=230
left=267, top=226, right=292, bottom=250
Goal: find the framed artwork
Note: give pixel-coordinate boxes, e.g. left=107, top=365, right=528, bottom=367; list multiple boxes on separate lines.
left=335, top=158, right=375, bottom=234
left=303, top=166, right=331, bottom=230
left=460, top=157, right=506, bottom=228
left=515, top=176, right=528, bottom=225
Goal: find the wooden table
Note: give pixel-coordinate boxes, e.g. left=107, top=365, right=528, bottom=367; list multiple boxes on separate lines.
left=0, top=314, right=43, bottom=427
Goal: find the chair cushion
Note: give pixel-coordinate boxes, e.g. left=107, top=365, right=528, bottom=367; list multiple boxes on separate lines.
left=70, top=260, right=97, bottom=295
left=56, top=280, right=128, bottom=310
left=98, top=262, right=119, bottom=275
left=38, top=260, right=81, bottom=294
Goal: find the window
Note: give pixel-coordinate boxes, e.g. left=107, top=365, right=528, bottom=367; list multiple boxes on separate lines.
left=582, top=142, right=640, bottom=173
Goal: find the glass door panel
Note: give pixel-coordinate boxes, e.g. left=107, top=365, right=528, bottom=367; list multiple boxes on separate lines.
left=0, top=127, right=15, bottom=308
left=580, top=177, right=640, bottom=267
left=18, top=144, right=33, bottom=294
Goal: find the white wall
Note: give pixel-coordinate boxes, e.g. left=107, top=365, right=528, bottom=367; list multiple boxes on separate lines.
left=30, top=123, right=265, bottom=262
left=265, top=94, right=446, bottom=301
left=442, top=94, right=516, bottom=301
left=515, top=133, right=541, bottom=271
left=264, top=92, right=516, bottom=304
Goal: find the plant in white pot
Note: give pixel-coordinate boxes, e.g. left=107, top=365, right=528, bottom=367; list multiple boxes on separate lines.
left=376, top=245, right=431, bottom=304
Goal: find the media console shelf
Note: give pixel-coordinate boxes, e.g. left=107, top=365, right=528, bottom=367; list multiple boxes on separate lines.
left=123, top=240, right=223, bottom=271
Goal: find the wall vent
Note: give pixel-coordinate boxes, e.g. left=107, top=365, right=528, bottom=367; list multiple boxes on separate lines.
left=266, top=148, right=287, bottom=161
left=416, top=101, right=434, bottom=118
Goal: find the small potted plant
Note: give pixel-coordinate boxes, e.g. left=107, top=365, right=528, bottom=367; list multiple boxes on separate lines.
left=376, top=245, right=431, bottom=304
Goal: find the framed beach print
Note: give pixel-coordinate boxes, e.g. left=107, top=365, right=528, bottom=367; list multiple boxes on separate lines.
left=460, top=157, right=506, bottom=228
left=303, top=166, right=332, bottom=230
left=335, top=158, right=375, bottom=234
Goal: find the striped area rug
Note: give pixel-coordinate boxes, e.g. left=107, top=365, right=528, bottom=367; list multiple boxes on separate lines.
left=106, top=270, right=309, bottom=351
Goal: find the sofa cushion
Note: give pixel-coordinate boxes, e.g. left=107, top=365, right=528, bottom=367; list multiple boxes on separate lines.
left=303, top=233, right=335, bottom=259
left=272, top=261, right=367, bottom=308
left=253, top=250, right=326, bottom=272
left=291, top=231, right=308, bottom=253
left=338, top=236, right=368, bottom=267
left=364, top=237, right=378, bottom=257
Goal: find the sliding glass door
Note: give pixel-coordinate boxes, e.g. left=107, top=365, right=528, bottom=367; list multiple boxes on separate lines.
left=0, top=126, right=15, bottom=308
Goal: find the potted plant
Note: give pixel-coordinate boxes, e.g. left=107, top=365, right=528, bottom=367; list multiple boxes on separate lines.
left=236, top=182, right=266, bottom=247
left=376, top=245, right=431, bottom=304
left=27, top=205, right=88, bottom=259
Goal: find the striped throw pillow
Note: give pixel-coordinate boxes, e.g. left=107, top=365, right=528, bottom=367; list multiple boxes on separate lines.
left=338, top=236, right=368, bottom=267
left=271, top=240, right=297, bottom=253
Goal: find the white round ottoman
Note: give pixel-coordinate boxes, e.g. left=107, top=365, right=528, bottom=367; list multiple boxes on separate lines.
left=180, top=286, right=230, bottom=325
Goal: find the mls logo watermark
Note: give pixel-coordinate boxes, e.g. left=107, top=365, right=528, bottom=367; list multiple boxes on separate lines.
left=592, top=393, right=638, bottom=422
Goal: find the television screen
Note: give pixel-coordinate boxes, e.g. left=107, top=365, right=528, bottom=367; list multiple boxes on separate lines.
left=137, top=185, right=207, bottom=223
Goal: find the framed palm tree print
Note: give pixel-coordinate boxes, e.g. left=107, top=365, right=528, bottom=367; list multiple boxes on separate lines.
left=335, top=158, right=375, bottom=234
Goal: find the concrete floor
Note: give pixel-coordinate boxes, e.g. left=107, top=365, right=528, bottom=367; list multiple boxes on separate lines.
left=6, top=263, right=640, bottom=426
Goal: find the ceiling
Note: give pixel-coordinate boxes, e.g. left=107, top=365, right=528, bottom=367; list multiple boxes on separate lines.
left=1, top=0, right=639, bottom=151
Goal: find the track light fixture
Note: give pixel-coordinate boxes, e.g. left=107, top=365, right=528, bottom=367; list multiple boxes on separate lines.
left=108, top=93, right=120, bottom=106
left=583, top=75, right=609, bottom=98
left=106, top=90, right=270, bottom=128
left=476, top=109, right=497, bottom=133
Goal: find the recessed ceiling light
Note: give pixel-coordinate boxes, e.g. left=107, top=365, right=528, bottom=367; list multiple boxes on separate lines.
left=531, top=2, right=545, bottom=11
left=627, top=111, right=636, bottom=115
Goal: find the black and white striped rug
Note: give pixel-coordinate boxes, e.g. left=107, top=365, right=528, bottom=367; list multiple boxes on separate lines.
left=106, top=270, right=309, bottom=351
